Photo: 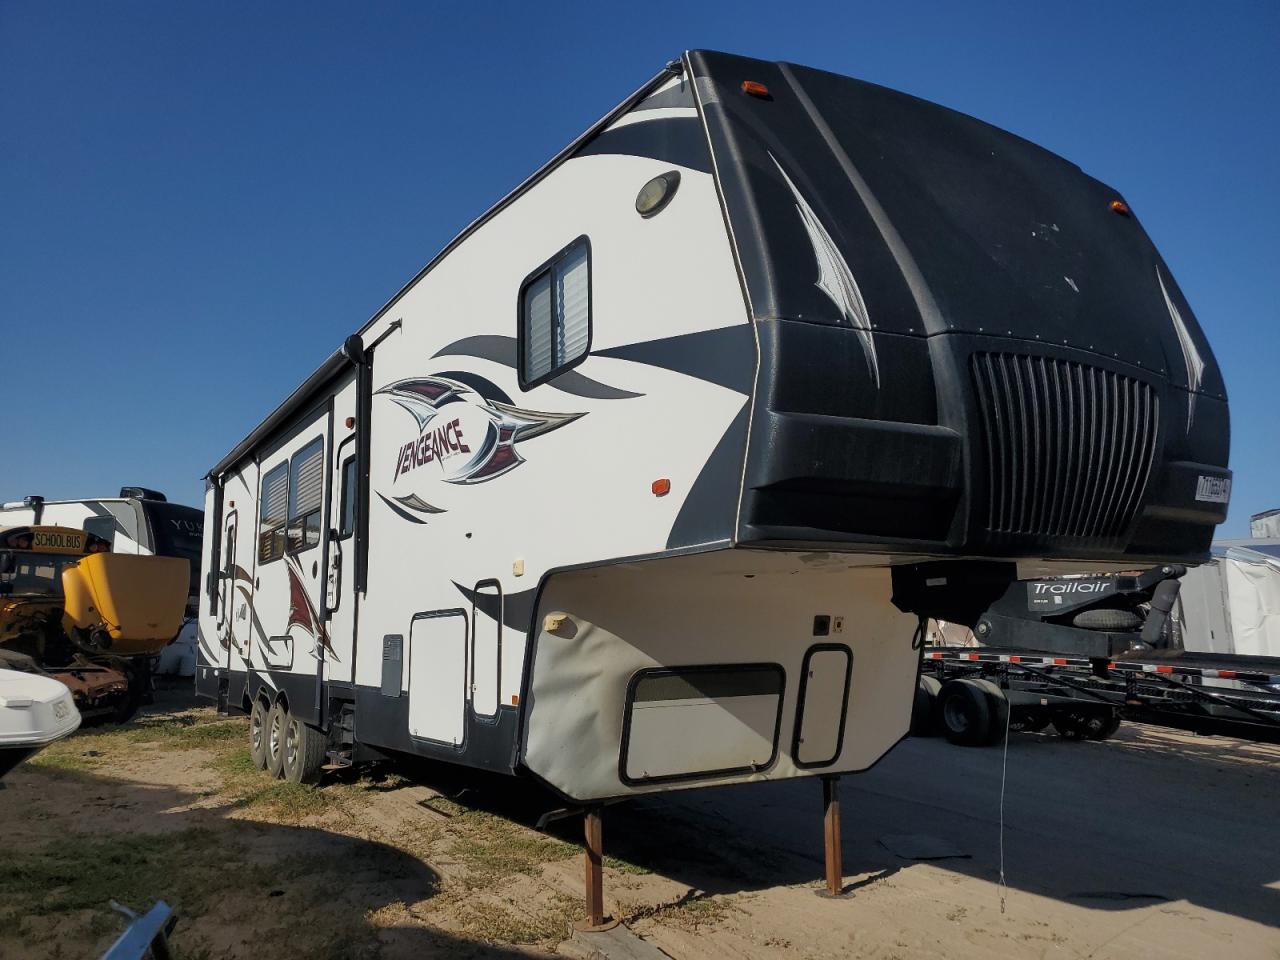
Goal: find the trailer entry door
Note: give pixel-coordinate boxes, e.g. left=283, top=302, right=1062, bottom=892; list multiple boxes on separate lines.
left=408, top=609, right=467, bottom=747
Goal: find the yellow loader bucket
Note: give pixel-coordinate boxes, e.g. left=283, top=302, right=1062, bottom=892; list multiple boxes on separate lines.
left=61, top=554, right=190, bottom=656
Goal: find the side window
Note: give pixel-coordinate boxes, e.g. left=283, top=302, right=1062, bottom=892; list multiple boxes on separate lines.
left=83, top=515, right=116, bottom=546
left=519, top=237, right=590, bottom=388
left=258, top=463, right=288, bottom=564
left=339, top=456, right=357, bottom=539
left=287, top=438, right=324, bottom=553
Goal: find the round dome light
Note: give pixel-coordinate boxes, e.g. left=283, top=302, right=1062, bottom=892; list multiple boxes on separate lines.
left=635, top=170, right=681, bottom=218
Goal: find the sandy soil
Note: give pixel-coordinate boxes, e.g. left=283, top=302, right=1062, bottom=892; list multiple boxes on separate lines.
left=1, top=685, right=1276, bottom=959
left=615, top=723, right=1280, bottom=960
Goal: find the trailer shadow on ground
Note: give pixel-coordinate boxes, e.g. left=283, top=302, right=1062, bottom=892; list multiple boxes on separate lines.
left=631, top=725, right=1280, bottom=932
left=0, top=685, right=576, bottom=959
left=1, top=764, right=568, bottom=958
left=379, top=721, right=1280, bottom=933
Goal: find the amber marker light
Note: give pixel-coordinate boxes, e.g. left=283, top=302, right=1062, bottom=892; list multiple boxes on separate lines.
left=652, top=478, right=671, bottom=496
left=741, top=80, right=770, bottom=97
left=1110, top=199, right=1131, bottom=216
left=345, top=416, right=356, bottom=428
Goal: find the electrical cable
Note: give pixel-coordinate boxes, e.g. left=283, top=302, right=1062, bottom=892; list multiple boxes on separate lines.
left=998, top=692, right=1011, bottom=914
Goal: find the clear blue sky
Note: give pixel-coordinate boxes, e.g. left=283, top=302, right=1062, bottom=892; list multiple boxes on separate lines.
left=2, top=1, right=1275, bottom=537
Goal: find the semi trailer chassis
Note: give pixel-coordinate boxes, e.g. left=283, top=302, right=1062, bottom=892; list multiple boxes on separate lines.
left=916, top=647, right=1280, bottom=746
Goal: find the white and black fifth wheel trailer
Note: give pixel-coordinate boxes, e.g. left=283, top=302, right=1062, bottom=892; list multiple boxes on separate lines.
left=197, top=51, right=1231, bottom=908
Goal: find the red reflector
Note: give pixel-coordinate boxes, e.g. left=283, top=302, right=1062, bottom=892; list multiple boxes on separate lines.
left=651, top=478, right=671, bottom=497
left=1156, top=665, right=1173, bottom=673
left=1053, top=658, right=1067, bottom=665
left=966, top=653, right=979, bottom=660
left=1219, top=670, right=1236, bottom=679
left=1008, top=656, right=1021, bottom=663
left=1110, top=199, right=1131, bottom=216
left=741, top=80, right=770, bottom=97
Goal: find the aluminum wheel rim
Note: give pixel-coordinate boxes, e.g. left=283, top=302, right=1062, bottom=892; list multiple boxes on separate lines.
left=270, top=711, right=283, bottom=761
left=251, top=709, right=264, bottom=756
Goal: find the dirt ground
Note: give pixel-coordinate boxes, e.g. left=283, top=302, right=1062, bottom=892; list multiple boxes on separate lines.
left=2, top=683, right=1277, bottom=959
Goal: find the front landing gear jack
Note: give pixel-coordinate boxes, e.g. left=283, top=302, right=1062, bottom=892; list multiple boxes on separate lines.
left=575, top=805, right=620, bottom=931
left=817, top=775, right=851, bottom=898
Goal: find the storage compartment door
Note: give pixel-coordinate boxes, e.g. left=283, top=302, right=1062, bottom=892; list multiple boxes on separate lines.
left=407, top=610, right=467, bottom=747
left=622, top=665, right=784, bottom=784
left=794, top=645, right=853, bottom=766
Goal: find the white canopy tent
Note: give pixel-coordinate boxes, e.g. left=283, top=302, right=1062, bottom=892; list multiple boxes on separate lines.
left=1177, top=538, right=1280, bottom=658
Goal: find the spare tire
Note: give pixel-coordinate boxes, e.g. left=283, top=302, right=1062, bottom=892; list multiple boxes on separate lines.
left=1072, top=607, right=1143, bottom=631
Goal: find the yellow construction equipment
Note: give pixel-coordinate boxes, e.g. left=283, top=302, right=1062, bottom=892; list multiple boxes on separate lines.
left=61, top=553, right=189, bottom=656
left=0, top=524, right=190, bottom=721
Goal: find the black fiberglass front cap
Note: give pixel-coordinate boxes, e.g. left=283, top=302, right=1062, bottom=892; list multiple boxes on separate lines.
left=687, top=50, right=1230, bottom=563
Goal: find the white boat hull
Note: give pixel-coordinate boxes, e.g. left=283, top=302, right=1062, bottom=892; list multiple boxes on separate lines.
left=0, top=668, right=81, bottom=779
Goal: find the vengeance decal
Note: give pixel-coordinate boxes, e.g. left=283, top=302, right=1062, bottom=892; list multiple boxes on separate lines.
left=395, top=415, right=471, bottom=480
left=377, top=376, right=584, bottom=494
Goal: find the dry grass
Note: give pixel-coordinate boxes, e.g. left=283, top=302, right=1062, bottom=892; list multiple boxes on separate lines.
left=29, top=708, right=247, bottom=776
left=448, top=810, right=578, bottom=884
left=7, top=690, right=628, bottom=956
left=632, top=893, right=739, bottom=931
left=451, top=893, right=581, bottom=945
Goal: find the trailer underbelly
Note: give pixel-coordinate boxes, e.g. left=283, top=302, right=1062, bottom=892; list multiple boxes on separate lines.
left=521, top=550, right=921, bottom=802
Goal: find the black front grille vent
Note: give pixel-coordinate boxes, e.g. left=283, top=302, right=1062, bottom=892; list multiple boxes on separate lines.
left=971, top=353, right=1159, bottom=540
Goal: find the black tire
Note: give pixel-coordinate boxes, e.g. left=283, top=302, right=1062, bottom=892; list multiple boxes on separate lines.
left=1051, top=711, right=1086, bottom=740
left=938, top=679, right=993, bottom=746
left=109, top=661, right=148, bottom=724
left=1072, top=607, right=1143, bottom=631
left=110, top=687, right=145, bottom=725
left=969, top=678, right=1010, bottom=745
left=911, top=675, right=942, bottom=736
left=1082, top=710, right=1122, bottom=741
left=249, top=698, right=270, bottom=770
left=266, top=701, right=288, bottom=778
left=1051, top=708, right=1118, bottom=741
left=282, top=713, right=327, bottom=784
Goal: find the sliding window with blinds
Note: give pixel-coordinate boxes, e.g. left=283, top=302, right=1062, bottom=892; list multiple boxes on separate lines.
left=519, top=238, right=591, bottom=387
left=258, top=463, right=289, bottom=564
left=286, top=437, right=325, bottom=553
